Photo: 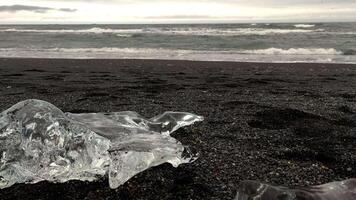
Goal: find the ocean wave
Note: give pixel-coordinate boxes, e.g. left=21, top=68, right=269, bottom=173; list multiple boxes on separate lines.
left=2, top=27, right=141, bottom=34
left=0, top=47, right=345, bottom=55
left=216, top=28, right=318, bottom=35
left=116, top=34, right=133, bottom=38
left=0, top=47, right=354, bottom=63
left=1, top=27, right=321, bottom=36
left=325, top=31, right=356, bottom=35
left=343, top=49, right=356, bottom=55
left=294, top=24, right=315, bottom=28
left=0, top=47, right=178, bottom=54
left=240, top=48, right=343, bottom=55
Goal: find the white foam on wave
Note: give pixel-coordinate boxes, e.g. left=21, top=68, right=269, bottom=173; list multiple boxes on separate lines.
left=0, top=47, right=344, bottom=55
left=35, top=47, right=343, bottom=55
left=212, top=28, right=318, bottom=35
left=116, top=34, right=133, bottom=37
left=294, top=24, right=315, bottom=28
left=0, top=47, right=354, bottom=63
left=2, top=27, right=141, bottom=34
left=1, top=27, right=321, bottom=36
left=240, top=48, right=343, bottom=55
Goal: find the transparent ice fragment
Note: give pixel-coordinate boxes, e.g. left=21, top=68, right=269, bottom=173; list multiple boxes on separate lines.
left=235, top=179, right=356, bottom=200
left=0, top=99, right=203, bottom=189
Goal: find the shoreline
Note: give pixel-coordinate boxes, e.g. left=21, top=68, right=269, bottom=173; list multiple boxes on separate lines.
left=0, top=57, right=355, bottom=65
left=0, top=58, right=356, bottom=199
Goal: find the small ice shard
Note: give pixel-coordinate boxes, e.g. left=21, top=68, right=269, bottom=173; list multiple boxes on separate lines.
left=0, top=99, right=203, bottom=189
left=235, top=179, right=356, bottom=200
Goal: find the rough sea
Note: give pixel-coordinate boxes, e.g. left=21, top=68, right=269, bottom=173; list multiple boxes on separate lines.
left=0, top=23, right=355, bottom=63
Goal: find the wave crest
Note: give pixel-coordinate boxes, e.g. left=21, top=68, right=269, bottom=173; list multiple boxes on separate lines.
left=0, top=47, right=345, bottom=55
left=1, top=27, right=321, bottom=36
left=2, top=27, right=141, bottom=34
left=294, top=24, right=315, bottom=28
left=241, top=48, right=342, bottom=55
left=0, top=47, right=353, bottom=63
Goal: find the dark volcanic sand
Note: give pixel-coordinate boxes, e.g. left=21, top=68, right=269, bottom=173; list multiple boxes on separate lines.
left=0, top=58, right=356, bottom=200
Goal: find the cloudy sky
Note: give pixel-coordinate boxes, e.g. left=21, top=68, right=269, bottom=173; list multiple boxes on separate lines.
left=0, top=0, right=355, bottom=24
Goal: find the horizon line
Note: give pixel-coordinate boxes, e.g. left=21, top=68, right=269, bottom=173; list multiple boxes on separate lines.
left=1, top=20, right=356, bottom=25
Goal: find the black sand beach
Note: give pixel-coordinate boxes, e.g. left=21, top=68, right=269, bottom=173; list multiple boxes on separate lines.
left=0, top=58, right=355, bottom=200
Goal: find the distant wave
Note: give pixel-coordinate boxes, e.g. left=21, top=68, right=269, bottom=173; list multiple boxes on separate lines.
left=2, top=27, right=141, bottom=34
left=51, top=47, right=161, bottom=53
left=0, top=47, right=181, bottom=55
left=223, top=28, right=318, bottom=35
left=240, top=48, right=343, bottom=55
left=1, top=27, right=322, bottom=36
left=0, top=47, right=346, bottom=55
left=116, top=34, right=133, bottom=38
left=0, top=47, right=354, bottom=63
left=294, top=24, right=315, bottom=28
left=343, top=49, right=356, bottom=55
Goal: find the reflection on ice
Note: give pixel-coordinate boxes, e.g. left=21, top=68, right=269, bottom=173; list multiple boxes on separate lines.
left=236, top=179, right=356, bottom=200
left=0, top=99, right=203, bottom=189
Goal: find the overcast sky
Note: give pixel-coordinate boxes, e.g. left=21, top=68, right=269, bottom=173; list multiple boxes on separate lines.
left=0, top=0, right=355, bottom=24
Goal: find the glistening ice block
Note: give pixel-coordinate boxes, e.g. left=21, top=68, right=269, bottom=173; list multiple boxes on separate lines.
left=0, top=99, right=203, bottom=189
left=235, top=179, right=356, bottom=200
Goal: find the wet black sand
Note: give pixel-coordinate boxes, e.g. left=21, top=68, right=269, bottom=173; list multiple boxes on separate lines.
left=0, top=58, right=355, bottom=200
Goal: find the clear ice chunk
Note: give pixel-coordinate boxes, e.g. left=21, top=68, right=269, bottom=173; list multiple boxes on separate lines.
left=235, top=179, right=356, bottom=200
left=0, top=99, right=203, bottom=189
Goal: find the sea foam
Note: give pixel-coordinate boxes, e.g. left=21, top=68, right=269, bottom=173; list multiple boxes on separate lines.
left=0, top=47, right=354, bottom=63
left=1, top=27, right=320, bottom=36
left=294, top=24, right=315, bottom=28
left=240, top=48, right=343, bottom=55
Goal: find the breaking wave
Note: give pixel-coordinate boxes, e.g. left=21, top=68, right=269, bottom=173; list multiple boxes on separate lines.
left=0, top=47, right=344, bottom=55
left=0, top=47, right=354, bottom=63
left=1, top=27, right=322, bottom=36
left=240, top=48, right=343, bottom=55
left=294, top=24, right=315, bottom=28
left=1, top=27, right=141, bottom=34
left=0, top=23, right=354, bottom=63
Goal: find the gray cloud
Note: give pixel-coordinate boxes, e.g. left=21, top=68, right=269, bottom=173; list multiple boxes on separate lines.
left=1, top=1, right=355, bottom=23
left=19, top=0, right=356, bottom=9
left=145, top=15, right=215, bottom=19
left=32, top=0, right=356, bottom=4
left=58, top=8, right=77, bottom=12
left=25, top=0, right=356, bottom=11
left=0, top=5, right=77, bottom=13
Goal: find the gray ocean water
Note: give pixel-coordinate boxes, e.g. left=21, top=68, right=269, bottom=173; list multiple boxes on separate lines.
left=0, top=23, right=355, bottom=63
